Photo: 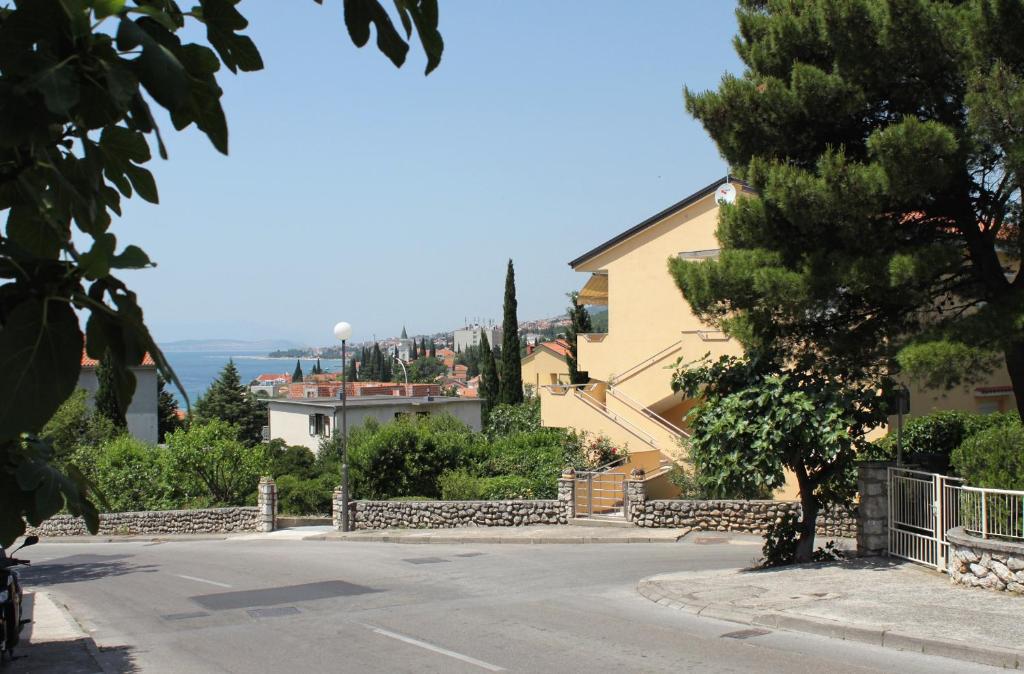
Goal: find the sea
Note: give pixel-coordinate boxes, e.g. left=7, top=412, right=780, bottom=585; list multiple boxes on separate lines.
left=162, top=351, right=345, bottom=407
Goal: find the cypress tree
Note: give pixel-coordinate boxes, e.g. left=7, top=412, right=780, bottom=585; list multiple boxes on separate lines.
left=429, top=341, right=436, bottom=359
left=371, top=343, right=383, bottom=381
left=382, top=352, right=393, bottom=381
left=346, top=355, right=359, bottom=382
left=292, top=359, right=303, bottom=383
left=94, top=348, right=127, bottom=429
left=566, top=291, right=593, bottom=385
left=420, top=337, right=428, bottom=357
left=314, top=357, right=322, bottom=375
left=478, top=331, right=500, bottom=423
left=411, top=339, right=419, bottom=360
left=499, top=259, right=524, bottom=404
left=193, top=359, right=267, bottom=444
left=157, top=375, right=182, bottom=443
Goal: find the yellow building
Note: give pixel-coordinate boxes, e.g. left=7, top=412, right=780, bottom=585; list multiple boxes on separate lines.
left=540, top=177, right=750, bottom=506
left=539, top=176, right=1017, bottom=514
left=520, top=339, right=572, bottom=397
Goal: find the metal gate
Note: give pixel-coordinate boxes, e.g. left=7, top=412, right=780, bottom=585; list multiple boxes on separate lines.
left=575, top=460, right=627, bottom=518
left=888, top=467, right=963, bottom=571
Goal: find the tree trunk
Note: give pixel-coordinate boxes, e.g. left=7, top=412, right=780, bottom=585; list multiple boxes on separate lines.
left=794, top=469, right=819, bottom=564
left=1004, top=341, right=1024, bottom=421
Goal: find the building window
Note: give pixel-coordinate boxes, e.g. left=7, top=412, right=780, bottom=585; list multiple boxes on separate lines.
left=308, top=413, right=331, bottom=437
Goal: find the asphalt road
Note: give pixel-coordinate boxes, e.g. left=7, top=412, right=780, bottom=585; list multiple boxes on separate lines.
left=17, top=534, right=1001, bottom=673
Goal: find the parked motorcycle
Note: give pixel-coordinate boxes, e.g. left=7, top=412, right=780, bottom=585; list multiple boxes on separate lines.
left=0, top=535, right=37, bottom=662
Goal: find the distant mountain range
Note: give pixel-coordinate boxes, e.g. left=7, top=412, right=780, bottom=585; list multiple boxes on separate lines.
left=160, top=338, right=304, bottom=353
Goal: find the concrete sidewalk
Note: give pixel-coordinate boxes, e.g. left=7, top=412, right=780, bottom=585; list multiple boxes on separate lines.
left=639, top=558, right=1024, bottom=669
left=304, top=524, right=692, bottom=544
left=14, top=591, right=108, bottom=673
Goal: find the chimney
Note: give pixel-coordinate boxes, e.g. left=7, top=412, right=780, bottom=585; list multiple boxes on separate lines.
left=526, top=343, right=535, bottom=355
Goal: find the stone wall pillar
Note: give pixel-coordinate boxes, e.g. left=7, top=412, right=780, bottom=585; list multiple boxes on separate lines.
left=257, top=477, right=277, bottom=533
left=557, top=469, right=576, bottom=523
left=332, top=485, right=344, bottom=531
left=856, top=461, right=892, bottom=556
left=625, top=469, right=647, bottom=524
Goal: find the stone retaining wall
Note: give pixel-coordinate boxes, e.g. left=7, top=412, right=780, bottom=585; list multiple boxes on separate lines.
left=630, top=498, right=857, bottom=538
left=26, top=507, right=261, bottom=537
left=947, top=527, right=1024, bottom=594
left=349, top=499, right=568, bottom=530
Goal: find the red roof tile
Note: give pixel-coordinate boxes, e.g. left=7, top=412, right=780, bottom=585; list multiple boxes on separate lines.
left=81, top=349, right=155, bottom=368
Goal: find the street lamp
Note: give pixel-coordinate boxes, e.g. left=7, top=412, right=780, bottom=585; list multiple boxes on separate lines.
left=333, top=321, right=353, bottom=531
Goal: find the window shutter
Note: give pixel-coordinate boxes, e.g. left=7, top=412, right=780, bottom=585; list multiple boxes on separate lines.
left=309, top=414, right=316, bottom=436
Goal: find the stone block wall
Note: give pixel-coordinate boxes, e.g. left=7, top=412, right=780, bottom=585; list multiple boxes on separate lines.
left=26, top=507, right=260, bottom=537
left=947, top=527, right=1024, bottom=594
left=350, top=499, right=567, bottom=529
left=856, top=461, right=891, bottom=556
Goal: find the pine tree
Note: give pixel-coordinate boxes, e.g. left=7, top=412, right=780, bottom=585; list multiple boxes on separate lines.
left=499, top=259, right=524, bottom=404
left=478, top=331, right=500, bottom=423
left=193, top=359, right=267, bottom=444
left=401, top=325, right=408, bottom=339
left=292, top=359, right=303, bottom=383
left=677, top=0, right=1024, bottom=418
left=566, top=291, right=593, bottom=385
left=94, top=348, right=127, bottom=429
left=157, top=375, right=182, bottom=443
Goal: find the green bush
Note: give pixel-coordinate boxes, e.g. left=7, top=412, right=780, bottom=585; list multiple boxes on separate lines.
left=164, top=420, right=271, bottom=506
left=438, top=469, right=484, bottom=500
left=267, top=441, right=318, bottom=480
left=72, top=436, right=173, bottom=512
left=485, top=398, right=541, bottom=437
left=478, top=475, right=534, bottom=499
left=349, top=414, right=478, bottom=500
left=868, top=410, right=1018, bottom=473
left=951, top=423, right=1024, bottom=490
left=276, top=474, right=336, bottom=515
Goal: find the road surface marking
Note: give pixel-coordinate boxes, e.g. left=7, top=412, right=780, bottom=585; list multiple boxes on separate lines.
left=363, top=624, right=505, bottom=671
left=175, top=574, right=232, bottom=588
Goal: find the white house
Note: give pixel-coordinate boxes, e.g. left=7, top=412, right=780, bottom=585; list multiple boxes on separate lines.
left=78, top=351, right=159, bottom=444
left=266, top=395, right=484, bottom=453
left=453, top=323, right=502, bottom=353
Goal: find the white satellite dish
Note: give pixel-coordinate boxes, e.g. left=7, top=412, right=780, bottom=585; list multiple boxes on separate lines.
left=715, top=183, right=737, bottom=205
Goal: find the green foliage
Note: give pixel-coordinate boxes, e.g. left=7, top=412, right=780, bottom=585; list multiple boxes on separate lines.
left=193, top=360, right=267, bottom=445
left=41, top=389, right=119, bottom=463
left=867, top=410, right=1017, bottom=472
left=157, top=375, right=182, bottom=443
left=478, top=331, right=500, bottom=424
left=267, top=441, right=318, bottom=481
left=0, top=0, right=443, bottom=545
left=678, top=0, right=1024, bottom=420
left=408, top=356, right=446, bottom=383
left=565, top=291, right=592, bottom=385
left=952, top=423, right=1024, bottom=490
left=275, top=474, right=335, bottom=516
left=94, top=350, right=128, bottom=429
left=72, top=436, right=172, bottom=512
left=455, top=344, right=482, bottom=378
left=500, top=260, right=524, bottom=404
left=437, top=469, right=484, bottom=500
left=349, top=414, right=476, bottom=500
left=675, top=353, right=885, bottom=562
left=760, top=511, right=843, bottom=569
left=438, top=470, right=536, bottom=500
left=485, top=398, right=542, bottom=438
left=293, top=360, right=304, bottom=383
left=164, top=420, right=269, bottom=506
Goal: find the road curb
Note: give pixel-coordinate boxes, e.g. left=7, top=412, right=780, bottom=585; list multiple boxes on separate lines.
left=637, top=579, right=1023, bottom=670
left=31, top=534, right=232, bottom=544
left=303, top=533, right=685, bottom=544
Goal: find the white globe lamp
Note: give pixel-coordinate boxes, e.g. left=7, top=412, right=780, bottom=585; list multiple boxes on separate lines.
left=333, top=321, right=353, bottom=341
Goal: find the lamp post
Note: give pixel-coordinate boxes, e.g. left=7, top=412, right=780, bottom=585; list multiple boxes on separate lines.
left=392, top=355, right=409, bottom=391
left=333, top=321, right=353, bottom=531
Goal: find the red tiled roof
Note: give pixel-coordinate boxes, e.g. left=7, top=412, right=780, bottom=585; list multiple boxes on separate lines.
left=256, top=373, right=291, bottom=382
left=81, top=349, right=155, bottom=368
left=543, top=339, right=571, bottom=357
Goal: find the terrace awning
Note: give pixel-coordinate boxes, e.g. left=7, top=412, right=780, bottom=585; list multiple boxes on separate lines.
left=578, top=272, right=608, bottom=306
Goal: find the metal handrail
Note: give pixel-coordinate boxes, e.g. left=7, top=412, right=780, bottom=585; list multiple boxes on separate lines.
left=574, top=456, right=627, bottom=476
left=574, top=388, right=659, bottom=448
left=609, top=339, right=683, bottom=386
left=607, top=386, right=691, bottom=439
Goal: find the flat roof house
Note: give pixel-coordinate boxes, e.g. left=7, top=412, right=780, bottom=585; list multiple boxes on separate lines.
left=267, top=395, right=484, bottom=454
left=78, top=350, right=159, bottom=444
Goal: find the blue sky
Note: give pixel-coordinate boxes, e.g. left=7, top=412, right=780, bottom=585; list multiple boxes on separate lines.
left=118, top=1, right=743, bottom=346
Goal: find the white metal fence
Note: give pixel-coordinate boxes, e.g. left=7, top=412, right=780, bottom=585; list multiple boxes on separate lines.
left=888, top=467, right=1024, bottom=572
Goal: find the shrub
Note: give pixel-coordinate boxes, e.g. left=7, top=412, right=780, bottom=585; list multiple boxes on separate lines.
left=164, top=420, right=271, bottom=506
left=267, top=441, right=317, bottom=480
left=485, top=398, right=541, bottom=437
left=276, top=474, right=336, bottom=515
left=348, top=414, right=478, bottom=500
left=951, top=423, right=1024, bottom=490
left=73, top=436, right=173, bottom=512
left=438, top=469, right=484, bottom=500
left=478, top=475, right=534, bottom=499
left=867, top=410, right=1018, bottom=472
